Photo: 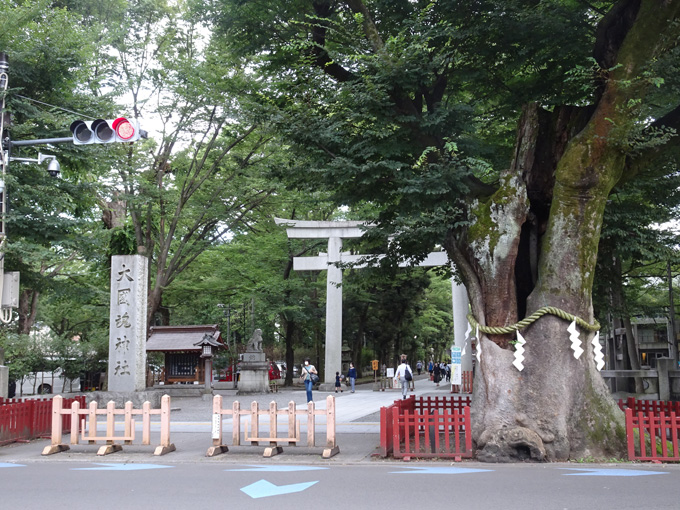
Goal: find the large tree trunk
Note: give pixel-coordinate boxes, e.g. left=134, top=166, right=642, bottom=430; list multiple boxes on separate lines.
left=447, top=2, right=680, bottom=461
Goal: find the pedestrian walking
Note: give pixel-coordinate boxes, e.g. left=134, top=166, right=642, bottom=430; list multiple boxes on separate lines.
left=416, top=360, right=422, bottom=376
left=433, top=362, right=441, bottom=387
left=300, top=358, right=318, bottom=402
left=393, top=355, right=413, bottom=399
left=428, top=360, right=434, bottom=379
left=348, top=362, right=357, bottom=393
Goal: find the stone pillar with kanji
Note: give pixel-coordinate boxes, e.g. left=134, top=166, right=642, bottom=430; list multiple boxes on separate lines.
left=108, top=255, right=148, bottom=392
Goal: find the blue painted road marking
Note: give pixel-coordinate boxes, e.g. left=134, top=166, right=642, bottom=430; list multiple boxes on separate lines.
left=0, top=463, right=25, bottom=468
left=226, top=465, right=328, bottom=472
left=561, top=468, right=669, bottom=477
left=241, top=479, right=318, bottom=499
left=71, top=463, right=174, bottom=471
left=391, top=467, right=493, bottom=475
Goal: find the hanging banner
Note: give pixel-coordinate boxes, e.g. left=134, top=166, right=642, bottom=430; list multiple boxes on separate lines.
left=451, top=346, right=462, bottom=385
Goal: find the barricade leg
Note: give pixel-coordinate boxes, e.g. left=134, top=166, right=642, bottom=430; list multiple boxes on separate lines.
left=97, top=401, right=123, bottom=456
left=263, top=401, right=283, bottom=458
left=206, top=395, right=229, bottom=457
left=42, top=396, right=70, bottom=455
left=154, top=395, right=176, bottom=455
left=322, top=395, right=339, bottom=458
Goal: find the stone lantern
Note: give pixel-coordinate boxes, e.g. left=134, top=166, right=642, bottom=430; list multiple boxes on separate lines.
left=195, top=333, right=221, bottom=389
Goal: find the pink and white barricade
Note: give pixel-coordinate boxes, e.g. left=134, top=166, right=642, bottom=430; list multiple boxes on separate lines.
left=207, top=394, right=339, bottom=458
left=42, top=394, right=175, bottom=456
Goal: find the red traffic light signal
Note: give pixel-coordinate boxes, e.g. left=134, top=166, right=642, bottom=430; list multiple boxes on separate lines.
left=70, top=117, right=146, bottom=145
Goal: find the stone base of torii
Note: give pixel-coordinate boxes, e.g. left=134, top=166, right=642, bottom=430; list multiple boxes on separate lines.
left=274, top=218, right=471, bottom=390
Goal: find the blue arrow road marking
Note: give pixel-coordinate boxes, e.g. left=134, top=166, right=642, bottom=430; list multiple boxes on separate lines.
left=391, top=467, right=493, bottom=475
left=71, top=463, right=174, bottom=471
left=561, top=468, right=669, bottom=477
left=226, top=465, right=328, bottom=472
left=0, top=463, right=25, bottom=468
left=241, top=479, right=318, bottom=499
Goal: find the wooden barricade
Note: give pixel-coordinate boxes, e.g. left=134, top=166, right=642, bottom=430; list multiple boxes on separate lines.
left=451, top=371, right=473, bottom=394
left=0, top=396, right=84, bottom=446
left=392, top=406, right=472, bottom=461
left=207, top=395, right=339, bottom=458
left=41, top=395, right=175, bottom=456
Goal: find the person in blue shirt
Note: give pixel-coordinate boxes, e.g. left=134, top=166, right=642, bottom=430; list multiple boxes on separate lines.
left=348, top=362, right=357, bottom=393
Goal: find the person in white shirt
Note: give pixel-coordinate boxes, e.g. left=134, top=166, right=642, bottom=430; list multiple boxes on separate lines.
left=393, top=355, right=413, bottom=399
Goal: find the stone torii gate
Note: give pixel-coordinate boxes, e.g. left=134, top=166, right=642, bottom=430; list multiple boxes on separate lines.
left=275, top=218, right=470, bottom=390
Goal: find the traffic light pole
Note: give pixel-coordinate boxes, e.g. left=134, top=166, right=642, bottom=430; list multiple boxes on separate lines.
left=10, top=137, right=73, bottom=147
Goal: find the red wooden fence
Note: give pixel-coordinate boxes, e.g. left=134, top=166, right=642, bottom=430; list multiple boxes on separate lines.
left=379, top=395, right=471, bottom=460
left=416, top=395, right=471, bottom=414
left=0, top=396, right=85, bottom=446
left=626, top=408, right=680, bottom=462
left=392, top=406, right=472, bottom=461
left=618, top=397, right=680, bottom=415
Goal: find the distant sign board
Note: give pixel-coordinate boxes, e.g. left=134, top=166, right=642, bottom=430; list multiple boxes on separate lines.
left=451, top=346, right=462, bottom=385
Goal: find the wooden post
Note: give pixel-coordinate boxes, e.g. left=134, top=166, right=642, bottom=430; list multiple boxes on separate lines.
left=154, top=394, right=175, bottom=455
left=263, top=401, right=283, bottom=457
left=250, top=401, right=259, bottom=446
left=287, top=401, right=296, bottom=445
left=322, top=395, right=339, bottom=458
left=41, top=395, right=69, bottom=455
left=87, top=400, right=98, bottom=443
left=142, top=401, right=151, bottom=445
left=232, top=401, right=241, bottom=446
left=212, top=395, right=223, bottom=445
left=206, top=394, right=229, bottom=457
left=69, top=400, right=80, bottom=444
left=124, top=401, right=133, bottom=445
left=106, top=401, right=115, bottom=444
left=307, top=401, right=315, bottom=447
left=269, top=401, right=278, bottom=444
left=97, top=400, right=123, bottom=455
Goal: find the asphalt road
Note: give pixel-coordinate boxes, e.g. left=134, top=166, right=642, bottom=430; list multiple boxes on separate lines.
left=2, top=460, right=680, bottom=509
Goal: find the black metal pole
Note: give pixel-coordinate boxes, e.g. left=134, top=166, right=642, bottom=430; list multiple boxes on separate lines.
left=10, top=137, right=73, bottom=146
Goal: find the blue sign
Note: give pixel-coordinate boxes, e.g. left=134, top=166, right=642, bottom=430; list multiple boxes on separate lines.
left=451, top=346, right=461, bottom=364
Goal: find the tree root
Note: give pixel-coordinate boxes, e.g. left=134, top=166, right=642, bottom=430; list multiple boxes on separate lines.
left=477, top=425, right=547, bottom=463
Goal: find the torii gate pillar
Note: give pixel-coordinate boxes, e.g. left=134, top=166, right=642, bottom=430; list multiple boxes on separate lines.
left=325, top=236, right=343, bottom=390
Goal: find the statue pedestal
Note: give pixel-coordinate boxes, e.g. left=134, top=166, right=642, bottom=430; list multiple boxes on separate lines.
left=236, top=329, right=270, bottom=394
left=237, top=350, right=269, bottom=394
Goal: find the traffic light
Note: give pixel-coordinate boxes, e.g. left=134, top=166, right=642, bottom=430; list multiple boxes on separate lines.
left=70, top=117, right=147, bottom=145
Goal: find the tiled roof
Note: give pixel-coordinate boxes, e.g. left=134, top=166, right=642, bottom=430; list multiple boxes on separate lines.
left=146, top=324, right=224, bottom=352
